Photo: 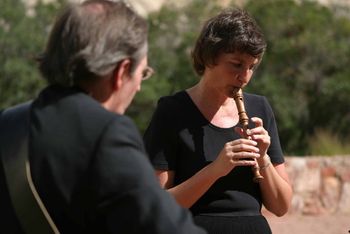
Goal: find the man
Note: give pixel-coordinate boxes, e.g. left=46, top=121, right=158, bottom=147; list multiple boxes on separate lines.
left=0, top=1, right=205, bottom=233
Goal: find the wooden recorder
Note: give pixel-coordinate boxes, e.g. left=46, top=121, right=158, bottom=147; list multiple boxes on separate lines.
left=233, top=88, right=264, bottom=182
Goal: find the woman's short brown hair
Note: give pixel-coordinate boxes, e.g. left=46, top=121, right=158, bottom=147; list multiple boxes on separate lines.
left=191, top=8, right=266, bottom=76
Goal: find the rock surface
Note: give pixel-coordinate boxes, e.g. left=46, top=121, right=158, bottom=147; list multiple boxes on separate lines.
left=265, top=156, right=350, bottom=234
left=286, top=156, right=350, bottom=215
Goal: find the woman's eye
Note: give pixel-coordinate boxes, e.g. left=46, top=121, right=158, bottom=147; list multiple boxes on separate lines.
left=231, top=62, right=242, bottom=68
left=249, top=65, right=257, bottom=71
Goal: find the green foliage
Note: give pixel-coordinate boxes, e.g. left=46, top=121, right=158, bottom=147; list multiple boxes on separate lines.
left=129, top=0, right=223, bottom=131
left=245, top=0, right=350, bottom=154
left=1, top=0, right=349, bottom=155
left=307, top=129, right=350, bottom=156
left=0, top=0, right=65, bottom=109
left=131, top=0, right=350, bottom=155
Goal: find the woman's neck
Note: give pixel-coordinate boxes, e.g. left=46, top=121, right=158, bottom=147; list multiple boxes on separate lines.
left=187, top=82, right=239, bottom=128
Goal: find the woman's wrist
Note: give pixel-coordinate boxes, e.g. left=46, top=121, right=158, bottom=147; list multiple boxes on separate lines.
left=259, top=154, right=271, bottom=170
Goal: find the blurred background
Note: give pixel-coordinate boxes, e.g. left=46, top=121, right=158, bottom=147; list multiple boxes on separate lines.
left=1, top=0, right=349, bottom=156
left=1, top=0, right=350, bottom=233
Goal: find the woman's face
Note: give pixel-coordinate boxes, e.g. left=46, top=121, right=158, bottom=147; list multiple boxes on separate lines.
left=204, top=52, right=260, bottom=97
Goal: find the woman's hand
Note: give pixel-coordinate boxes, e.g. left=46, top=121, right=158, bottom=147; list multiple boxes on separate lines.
left=235, top=117, right=271, bottom=158
left=211, top=138, right=260, bottom=177
left=250, top=117, right=271, bottom=158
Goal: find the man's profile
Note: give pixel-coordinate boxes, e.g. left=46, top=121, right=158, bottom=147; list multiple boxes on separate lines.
left=0, top=1, right=205, bottom=233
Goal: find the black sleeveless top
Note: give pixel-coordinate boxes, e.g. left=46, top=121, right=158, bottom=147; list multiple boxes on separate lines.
left=144, top=91, right=284, bottom=216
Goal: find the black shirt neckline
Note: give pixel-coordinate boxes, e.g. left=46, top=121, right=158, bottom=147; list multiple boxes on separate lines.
left=180, top=90, right=238, bottom=132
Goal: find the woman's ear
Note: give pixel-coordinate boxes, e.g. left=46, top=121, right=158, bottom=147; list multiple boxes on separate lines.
left=112, top=59, right=131, bottom=90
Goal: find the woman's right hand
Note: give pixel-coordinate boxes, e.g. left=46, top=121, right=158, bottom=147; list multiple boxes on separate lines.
left=210, top=138, right=260, bottom=177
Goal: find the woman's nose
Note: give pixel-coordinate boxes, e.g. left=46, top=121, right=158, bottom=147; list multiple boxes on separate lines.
left=237, top=69, right=251, bottom=84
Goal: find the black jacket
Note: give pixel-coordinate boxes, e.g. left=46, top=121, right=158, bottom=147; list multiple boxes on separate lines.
left=0, top=85, right=205, bottom=234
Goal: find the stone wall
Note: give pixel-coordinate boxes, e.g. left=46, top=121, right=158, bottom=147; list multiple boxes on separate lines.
left=285, top=156, right=350, bottom=215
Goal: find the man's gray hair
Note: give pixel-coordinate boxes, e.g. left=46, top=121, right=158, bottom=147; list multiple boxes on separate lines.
left=38, top=0, right=148, bottom=86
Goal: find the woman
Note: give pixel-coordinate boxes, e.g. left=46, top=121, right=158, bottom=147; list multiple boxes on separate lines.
left=144, top=8, right=292, bottom=234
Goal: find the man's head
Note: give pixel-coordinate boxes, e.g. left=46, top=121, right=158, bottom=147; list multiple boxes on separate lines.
left=191, top=8, right=266, bottom=77
left=38, top=0, right=148, bottom=87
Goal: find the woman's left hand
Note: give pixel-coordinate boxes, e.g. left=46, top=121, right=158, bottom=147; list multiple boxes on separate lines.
left=249, top=117, right=270, bottom=157
left=236, top=117, right=270, bottom=158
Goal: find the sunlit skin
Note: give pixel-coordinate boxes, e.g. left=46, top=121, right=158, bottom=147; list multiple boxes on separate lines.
left=185, top=52, right=260, bottom=129
left=101, top=56, right=149, bottom=114
left=205, top=52, right=259, bottom=99
left=156, top=51, right=293, bottom=217
left=111, top=57, right=148, bottom=114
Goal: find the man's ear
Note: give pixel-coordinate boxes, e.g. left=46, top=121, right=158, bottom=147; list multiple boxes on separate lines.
left=112, top=59, right=131, bottom=90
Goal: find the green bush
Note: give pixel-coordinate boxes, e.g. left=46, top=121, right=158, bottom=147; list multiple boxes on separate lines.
left=0, top=0, right=65, bottom=109
left=134, top=0, right=350, bottom=155
left=1, top=0, right=349, bottom=156
left=307, top=129, right=350, bottom=156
